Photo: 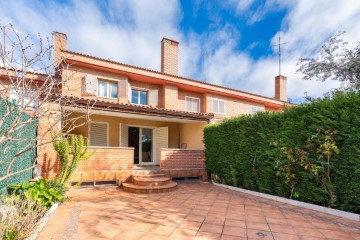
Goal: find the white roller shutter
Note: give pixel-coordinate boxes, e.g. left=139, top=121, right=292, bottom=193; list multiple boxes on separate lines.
left=156, top=127, right=168, bottom=164
left=85, top=74, right=98, bottom=95
left=90, top=122, right=108, bottom=146
left=120, top=123, right=128, bottom=147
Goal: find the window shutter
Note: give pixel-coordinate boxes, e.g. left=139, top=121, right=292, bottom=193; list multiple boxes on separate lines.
left=90, top=122, right=108, bottom=146
left=156, top=127, right=168, bottom=164
left=118, top=79, right=127, bottom=99
left=85, top=74, right=98, bottom=95
left=212, top=99, right=218, bottom=113
left=127, top=82, right=132, bottom=103
left=219, top=100, right=225, bottom=114
left=149, top=89, right=158, bottom=106
left=120, top=123, right=128, bottom=147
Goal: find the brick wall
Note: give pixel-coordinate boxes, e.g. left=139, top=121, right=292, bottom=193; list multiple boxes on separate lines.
left=160, top=149, right=208, bottom=181
left=40, top=146, right=134, bottom=183
left=275, top=75, right=287, bottom=101
left=162, top=84, right=179, bottom=109
left=161, top=38, right=179, bottom=75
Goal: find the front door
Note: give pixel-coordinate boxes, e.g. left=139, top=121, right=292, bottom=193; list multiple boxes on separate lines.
left=128, top=127, right=153, bottom=164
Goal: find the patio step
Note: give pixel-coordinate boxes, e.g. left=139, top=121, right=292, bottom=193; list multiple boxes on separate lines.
left=134, top=173, right=166, bottom=178
left=122, top=172, right=177, bottom=193
left=133, top=177, right=171, bottom=186
left=122, top=181, right=177, bottom=193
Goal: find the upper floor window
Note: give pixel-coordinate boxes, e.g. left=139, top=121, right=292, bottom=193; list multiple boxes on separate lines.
left=185, top=96, right=200, bottom=112
left=212, top=98, right=225, bottom=114
left=251, top=106, right=264, bottom=115
left=10, top=88, right=38, bottom=109
left=98, top=80, right=118, bottom=99
left=132, top=89, right=148, bottom=105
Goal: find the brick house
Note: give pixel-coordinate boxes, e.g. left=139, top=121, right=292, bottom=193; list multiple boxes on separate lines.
left=36, top=32, right=288, bottom=186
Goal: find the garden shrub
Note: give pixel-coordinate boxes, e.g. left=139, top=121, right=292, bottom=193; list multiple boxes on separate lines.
left=204, top=91, right=360, bottom=213
left=8, top=179, right=64, bottom=209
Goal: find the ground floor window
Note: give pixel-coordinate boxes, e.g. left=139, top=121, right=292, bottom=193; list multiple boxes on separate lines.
left=89, top=122, right=108, bottom=146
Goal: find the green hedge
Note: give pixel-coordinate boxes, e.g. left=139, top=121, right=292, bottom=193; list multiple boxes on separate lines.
left=204, top=91, right=360, bottom=213
left=0, top=98, right=38, bottom=194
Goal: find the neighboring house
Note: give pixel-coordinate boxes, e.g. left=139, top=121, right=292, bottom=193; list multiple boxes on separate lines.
left=37, top=32, right=288, bottom=184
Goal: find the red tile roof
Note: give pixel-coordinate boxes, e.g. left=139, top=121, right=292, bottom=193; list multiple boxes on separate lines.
left=62, top=96, right=214, bottom=122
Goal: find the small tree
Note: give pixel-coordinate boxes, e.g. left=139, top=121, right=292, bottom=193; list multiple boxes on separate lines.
left=302, top=128, right=340, bottom=207
left=271, top=140, right=305, bottom=199
left=297, top=32, right=360, bottom=90
left=52, top=134, right=94, bottom=185
left=0, top=23, right=93, bottom=184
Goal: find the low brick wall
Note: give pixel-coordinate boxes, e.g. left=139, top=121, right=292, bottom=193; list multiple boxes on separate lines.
left=39, top=146, right=134, bottom=183
left=160, top=149, right=208, bottom=181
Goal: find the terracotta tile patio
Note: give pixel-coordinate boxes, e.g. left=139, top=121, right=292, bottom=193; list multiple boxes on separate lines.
left=37, top=182, right=360, bottom=240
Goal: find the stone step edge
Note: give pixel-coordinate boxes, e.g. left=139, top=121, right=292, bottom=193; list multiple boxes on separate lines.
left=122, top=182, right=177, bottom=190
left=133, top=174, right=166, bottom=178
left=133, top=177, right=170, bottom=182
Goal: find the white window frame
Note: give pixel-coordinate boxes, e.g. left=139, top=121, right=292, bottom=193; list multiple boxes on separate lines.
left=89, top=121, right=109, bottom=147
left=185, top=96, right=200, bottom=112
left=131, top=88, right=148, bottom=105
left=126, top=124, right=157, bottom=165
left=97, top=79, right=118, bottom=99
left=212, top=98, right=225, bottom=114
left=251, top=106, right=265, bottom=115
left=10, top=88, right=38, bottom=109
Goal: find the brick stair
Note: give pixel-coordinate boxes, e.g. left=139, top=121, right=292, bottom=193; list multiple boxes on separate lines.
left=122, top=173, right=177, bottom=193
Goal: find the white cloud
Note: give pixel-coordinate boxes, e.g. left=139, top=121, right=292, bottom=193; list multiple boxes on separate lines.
left=202, top=0, right=360, bottom=102
left=0, top=0, right=359, bottom=103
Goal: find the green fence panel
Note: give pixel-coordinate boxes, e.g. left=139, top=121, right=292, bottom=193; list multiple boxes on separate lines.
left=0, top=98, right=38, bottom=194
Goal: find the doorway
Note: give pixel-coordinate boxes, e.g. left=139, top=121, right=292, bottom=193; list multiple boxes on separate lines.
left=128, top=127, right=153, bottom=164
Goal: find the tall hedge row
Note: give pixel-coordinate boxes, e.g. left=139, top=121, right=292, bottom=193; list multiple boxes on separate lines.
left=0, top=98, right=38, bottom=194
left=204, top=91, right=360, bottom=213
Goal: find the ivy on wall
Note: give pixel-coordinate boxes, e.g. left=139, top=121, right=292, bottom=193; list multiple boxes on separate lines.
left=204, top=91, right=360, bottom=213
left=0, top=98, right=38, bottom=194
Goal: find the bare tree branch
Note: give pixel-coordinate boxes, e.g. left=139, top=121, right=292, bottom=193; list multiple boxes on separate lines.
left=0, top=23, right=94, bottom=182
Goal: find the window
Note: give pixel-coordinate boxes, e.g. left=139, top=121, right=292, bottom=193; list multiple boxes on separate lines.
left=212, top=99, right=225, bottom=114
left=10, top=88, right=38, bottom=108
left=251, top=106, right=265, bottom=115
left=98, top=80, right=118, bottom=99
left=185, top=96, right=200, bottom=112
left=131, top=89, right=148, bottom=105
left=90, top=122, right=108, bottom=146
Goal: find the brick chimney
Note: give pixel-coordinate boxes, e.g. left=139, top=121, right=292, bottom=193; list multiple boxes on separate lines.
left=53, top=31, right=67, bottom=65
left=275, top=75, right=287, bottom=101
left=161, top=38, right=179, bottom=75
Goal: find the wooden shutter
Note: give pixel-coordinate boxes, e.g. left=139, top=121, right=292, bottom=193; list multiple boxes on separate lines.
left=85, top=74, right=98, bottom=95
left=120, top=123, right=128, bottom=147
left=156, top=127, right=168, bottom=164
left=90, top=122, right=108, bottom=146
left=149, top=89, right=158, bottom=106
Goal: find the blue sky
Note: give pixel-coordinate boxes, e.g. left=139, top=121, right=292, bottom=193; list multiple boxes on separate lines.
left=1, top=0, right=360, bottom=103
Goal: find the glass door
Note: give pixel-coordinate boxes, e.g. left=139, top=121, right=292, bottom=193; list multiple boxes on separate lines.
left=128, top=127, right=140, bottom=164
left=141, top=128, right=153, bottom=164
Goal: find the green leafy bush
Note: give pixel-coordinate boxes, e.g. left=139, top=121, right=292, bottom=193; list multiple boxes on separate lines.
left=204, top=91, right=360, bottom=213
left=8, top=179, right=63, bottom=209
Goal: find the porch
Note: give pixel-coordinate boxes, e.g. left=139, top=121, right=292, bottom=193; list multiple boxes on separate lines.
left=60, top=105, right=210, bottom=184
